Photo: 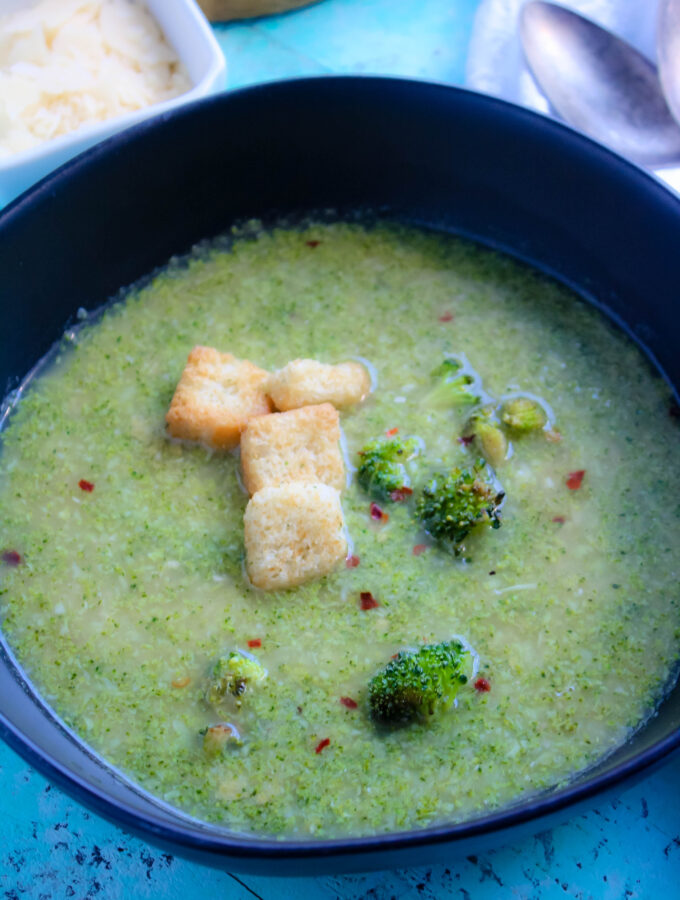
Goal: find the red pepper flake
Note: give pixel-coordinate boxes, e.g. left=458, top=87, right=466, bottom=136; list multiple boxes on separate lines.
left=340, top=696, right=358, bottom=709
left=1, top=550, right=22, bottom=566
left=360, top=591, right=379, bottom=610
left=247, top=638, right=262, bottom=649
left=306, top=240, right=321, bottom=248
left=370, top=502, right=388, bottom=521
left=458, top=435, right=474, bottom=446
left=438, top=311, right=454, bottom=322
left=545, top=429, right=562, bottom=443
left=390, top=487, right=413, bottom=502
left=566, top=470, right=585, bottom=490
left=413, top=544, right=427, bottom=556
left=385, top=427, right=399, bottom=437
left=315, top=737, right=330, bottom=754
left=78, top=479, right=95, bottom=492
left=552, top=515, right=566, bottom=524
left=474, top=677, right=491, bottom=693
left=345, top=554, right=360, bottom=568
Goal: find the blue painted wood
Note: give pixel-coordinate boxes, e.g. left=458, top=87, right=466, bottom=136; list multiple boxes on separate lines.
left=0, top=739, right=678, bottom=896
left=1, top=0, right=679, bottom=895
left=213, top=0, right=481, bottom=89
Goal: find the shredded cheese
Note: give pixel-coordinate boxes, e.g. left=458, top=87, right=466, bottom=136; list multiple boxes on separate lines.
left=0, top=0, right=192, bottom=159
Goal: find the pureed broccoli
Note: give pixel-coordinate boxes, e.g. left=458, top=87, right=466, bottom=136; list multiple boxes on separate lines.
left=369, top=639, right=472, bottom=725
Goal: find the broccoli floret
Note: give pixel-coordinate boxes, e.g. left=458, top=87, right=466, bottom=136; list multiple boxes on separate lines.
left=368, top=639, right=471, bottom=725
left=205, top=650, right=267, bottom=709
left=415, top=460, right=504, bottom=553
left=357, top=436, right=419, bottom=501
left=202, top=722, right=243, bottom=756
left=464, top=406, right=507, bottom=468
left=500, top=396, right=546, bottom=433
left=427, top=358, right=480, bottom=408
left=474, top=420, right=507, bottom=467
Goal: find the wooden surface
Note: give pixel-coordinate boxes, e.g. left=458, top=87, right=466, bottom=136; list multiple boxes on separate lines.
left=1, top=741, right=678, bottom=896
left=1, top=0, right=679, bottom=896
left=198, top=0, right=316, bottom=22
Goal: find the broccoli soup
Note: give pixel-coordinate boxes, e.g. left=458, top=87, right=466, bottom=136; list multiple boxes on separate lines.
left=1, top=222, right=679, bottom=838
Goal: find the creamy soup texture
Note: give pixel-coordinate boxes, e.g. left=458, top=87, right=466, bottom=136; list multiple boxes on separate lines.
left=1, top=222, right=679, bottom=838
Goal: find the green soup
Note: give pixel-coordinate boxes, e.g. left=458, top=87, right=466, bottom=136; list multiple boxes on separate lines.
left=1, top=222, right=679, bottom=838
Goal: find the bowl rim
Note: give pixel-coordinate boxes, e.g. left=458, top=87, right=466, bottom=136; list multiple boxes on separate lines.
left=1, top=702, right=679, bottom=862
left=1, top=73, right=679, bottom=863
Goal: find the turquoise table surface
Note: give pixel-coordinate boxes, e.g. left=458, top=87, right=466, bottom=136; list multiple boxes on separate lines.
left=2, top=0, right=679, bottom=897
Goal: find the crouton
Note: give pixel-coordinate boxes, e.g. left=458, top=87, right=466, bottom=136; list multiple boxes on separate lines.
left=241, top=403, right=344, bottom=494
left=166, top=346, right=272, bottom=450
left=244, top=483, right=347, bottom=590
left=266, top=358, right=371, bottom=411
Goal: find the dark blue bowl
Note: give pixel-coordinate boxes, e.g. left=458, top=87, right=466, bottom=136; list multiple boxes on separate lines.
left=0, top=77, right=679, bottom=874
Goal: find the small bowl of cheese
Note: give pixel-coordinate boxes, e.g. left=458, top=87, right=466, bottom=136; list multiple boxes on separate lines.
left=0, top=0, right=226, bottom=206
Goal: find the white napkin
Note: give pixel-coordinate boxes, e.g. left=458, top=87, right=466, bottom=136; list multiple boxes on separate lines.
left=465, top=0, right=680, bottom=191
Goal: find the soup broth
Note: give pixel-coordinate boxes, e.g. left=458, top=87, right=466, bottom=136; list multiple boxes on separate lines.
left=1, top=222, right=679, bottom=838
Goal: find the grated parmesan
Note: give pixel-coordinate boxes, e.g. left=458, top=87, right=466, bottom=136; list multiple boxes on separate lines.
left=0, top=0, right=192, bottom=159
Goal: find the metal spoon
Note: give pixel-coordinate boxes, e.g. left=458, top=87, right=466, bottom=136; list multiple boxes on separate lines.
left=519, top=1, right=680, bottom=167
left=658, top=0, right=680, bottom=128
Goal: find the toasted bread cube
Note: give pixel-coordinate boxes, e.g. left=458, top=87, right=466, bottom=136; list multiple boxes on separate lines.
left=244, top=483, right=347, bottom=590
left=241, top=403, right=344, bottom=494
left=166, top=346, right=272, bottom=450
left=266, top=359, right=371, bottom=411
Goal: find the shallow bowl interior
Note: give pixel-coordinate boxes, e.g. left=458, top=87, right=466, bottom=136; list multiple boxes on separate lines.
left=0, top=77, right=679, bottom=874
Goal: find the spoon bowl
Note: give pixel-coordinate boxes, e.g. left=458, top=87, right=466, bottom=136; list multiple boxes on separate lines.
left=658, top=0, right=680, bottom=129
left=520, top=0, right=680, bottom=166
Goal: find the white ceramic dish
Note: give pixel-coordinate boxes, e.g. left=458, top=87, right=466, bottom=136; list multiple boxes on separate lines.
left=0, top=0, right=227, bottom=207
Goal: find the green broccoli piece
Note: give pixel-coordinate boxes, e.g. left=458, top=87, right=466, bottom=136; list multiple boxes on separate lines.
left=368, top=639, right=471, bottom=725
left=202, top=722, right=243, bottom=757
left=205, top=650, right=267, bottom=709
left=464, top=406, right=507, bottom=468
left=415, top=460, right=504, bottom=553
left=500, top=396, right=547, bottom=433
left=357, top=436, right=419, bottom=501
left=427, top=358, right=481, bottom=408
